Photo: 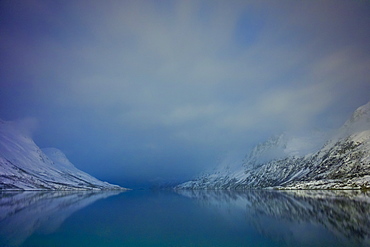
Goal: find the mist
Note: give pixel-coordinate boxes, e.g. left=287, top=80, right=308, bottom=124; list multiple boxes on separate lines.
left=1, top=0, right=370, bottom=188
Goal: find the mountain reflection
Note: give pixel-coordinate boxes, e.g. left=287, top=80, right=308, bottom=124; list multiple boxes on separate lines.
left=178, top=190, right=370, bottom=246
left=0, top=191, right=121, bottom=246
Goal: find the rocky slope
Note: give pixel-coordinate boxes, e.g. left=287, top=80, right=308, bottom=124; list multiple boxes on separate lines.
left=0, top=119, right=125, bottom=190
left=176, top=102, right=370, bottom=190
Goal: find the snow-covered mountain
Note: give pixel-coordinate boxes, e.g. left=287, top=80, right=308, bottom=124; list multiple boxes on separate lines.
left=177, top=102, right=370, bottom=190
left=0, top=119, right=125, bottom=190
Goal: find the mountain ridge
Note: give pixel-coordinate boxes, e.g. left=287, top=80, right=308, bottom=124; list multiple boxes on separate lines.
left=176, top=101, right=370, bottom=190
left=0, top=119, right=126, bottom=190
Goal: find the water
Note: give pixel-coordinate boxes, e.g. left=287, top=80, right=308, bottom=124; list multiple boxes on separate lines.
left=0, top=189, right=369, bottom=247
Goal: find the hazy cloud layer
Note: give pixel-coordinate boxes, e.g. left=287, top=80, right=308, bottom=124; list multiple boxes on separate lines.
left=1, top=0, right=370, bottom=187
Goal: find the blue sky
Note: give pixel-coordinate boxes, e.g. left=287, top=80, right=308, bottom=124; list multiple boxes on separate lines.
left=1, top=0, right=370, bottom=187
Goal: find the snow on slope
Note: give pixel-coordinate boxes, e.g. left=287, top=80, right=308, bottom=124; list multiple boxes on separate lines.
left=176, top=101, right=370, bottom=190
left=0, top=119, right=125, bottom=190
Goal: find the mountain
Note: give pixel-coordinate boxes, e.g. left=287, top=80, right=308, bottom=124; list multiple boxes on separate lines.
left=176, top=101, right=370, bottom=190
left=0, top=119, right=126, bottom=190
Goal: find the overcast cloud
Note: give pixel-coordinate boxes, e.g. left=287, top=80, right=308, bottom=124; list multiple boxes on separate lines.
left=1, top=0, right=370, bottom=187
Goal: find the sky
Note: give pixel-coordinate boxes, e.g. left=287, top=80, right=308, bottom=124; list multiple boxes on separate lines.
left=1, top=0, right=370, bottom=188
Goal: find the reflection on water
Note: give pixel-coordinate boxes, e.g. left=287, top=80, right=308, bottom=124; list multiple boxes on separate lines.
left=0, top=189, right=369, bottom=246
left=0, top=191, right=121, bottom=246
left=178, top=190, right=370, bottom=246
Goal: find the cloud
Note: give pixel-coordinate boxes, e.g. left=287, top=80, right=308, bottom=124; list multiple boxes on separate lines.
left=13, top=118, right=39, bottom=138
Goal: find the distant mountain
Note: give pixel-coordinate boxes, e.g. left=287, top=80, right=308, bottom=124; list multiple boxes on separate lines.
left=176, top=102, right=370, bottom=190
left=0, top=119, right=126, bottom=190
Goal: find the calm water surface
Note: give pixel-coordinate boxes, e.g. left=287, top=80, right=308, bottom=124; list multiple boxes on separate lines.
left=0, top=189, right=369, bottom=247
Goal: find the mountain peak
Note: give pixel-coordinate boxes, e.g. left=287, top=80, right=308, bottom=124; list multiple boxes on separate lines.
left=349, top=101, right=370, bottom=123
left=342, top=101, right=370, bottom=134
left=243, top=133, right=288, bottom=168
